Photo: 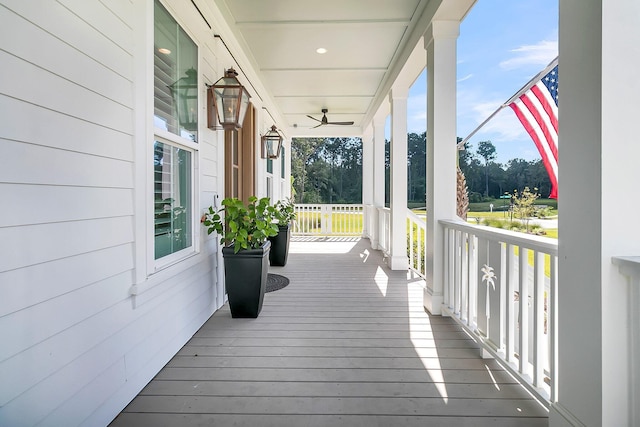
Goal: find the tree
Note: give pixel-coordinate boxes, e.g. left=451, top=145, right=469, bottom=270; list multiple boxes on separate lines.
left=477, top=140, right=497, bottom=197
left=292, top=137, right=363, bottom=204
left=407, top=132, right=427, bottom=204
left=512, top=186, right=540, bottom=232
left=291, top=138, right=323, bottom=203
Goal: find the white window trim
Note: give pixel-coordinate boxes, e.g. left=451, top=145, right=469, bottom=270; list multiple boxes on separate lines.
left=148, top=1, right=201, bottom=275
left=149, top=134, right=199, bottom=273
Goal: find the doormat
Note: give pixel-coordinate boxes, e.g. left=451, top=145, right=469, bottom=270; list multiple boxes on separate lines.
left=266, top=273, right=289, bottom=293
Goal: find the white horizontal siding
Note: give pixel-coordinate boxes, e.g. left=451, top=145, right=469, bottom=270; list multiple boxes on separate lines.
left=57, top=0, right=134, bottom=52
left=2, top=96, right=133, bottom=161
left=0, top=216, right=134, bottom=272
left=99, top=0, right=135, bottom=30
left=1, top=0, right=133, bottom=78
left=0, top=244, right=134, bottom=317
left=0, top=51, right=133, bottom=133
left=0, top=5, right=133, bottom=108
left=0, top=271, right=133, bottom=362
left=0, top=139, right=133, bottom=188
left=1, top=184, right=134, bottom=228
left=0, top=0, right=224, bottom=425
left=0, top=269, right=215, bottom=426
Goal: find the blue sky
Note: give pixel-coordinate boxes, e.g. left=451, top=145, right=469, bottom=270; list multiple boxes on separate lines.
left=405, top=0, right=558, bottom=164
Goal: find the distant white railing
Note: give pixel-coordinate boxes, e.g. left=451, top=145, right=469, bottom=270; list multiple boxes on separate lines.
left=293, top=204, right=363, bottom=236
left=440, top=219, right=558, bottom=406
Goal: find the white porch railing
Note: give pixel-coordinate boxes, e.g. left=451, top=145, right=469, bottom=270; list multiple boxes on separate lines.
left=440, top=219, right=558, bottom=406
left=293, top=204, right=363, bottom=236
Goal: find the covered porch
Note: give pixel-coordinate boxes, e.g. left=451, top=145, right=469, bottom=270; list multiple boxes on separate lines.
left=111, top=237, right=547, bottom=426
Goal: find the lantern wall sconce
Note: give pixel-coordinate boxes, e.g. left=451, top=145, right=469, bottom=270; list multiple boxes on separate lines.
left=207, top=68, right=251, bottom=130
left=261, top=125, right=284, bottom=159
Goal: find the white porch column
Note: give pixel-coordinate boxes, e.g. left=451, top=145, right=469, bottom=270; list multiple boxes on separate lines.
left=371, top=113, right=386, bottom=250
left=551, top=1, right=640, bottom=426
left=424, top=21, right=459, bottom=315
left=388, top=87, right=409, bottom=270
left=361, top=125, right=374, bottom=238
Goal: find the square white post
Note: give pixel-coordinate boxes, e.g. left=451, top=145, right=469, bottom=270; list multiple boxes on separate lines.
left=389, top=87, right=409, bottom=270
left=361, top=125, right=373, bottom=238
left=424, top=21, right=459, bottom=315
left=551, top=1, right=640, bottom=426
left=371, top=113, right=387, bottom=250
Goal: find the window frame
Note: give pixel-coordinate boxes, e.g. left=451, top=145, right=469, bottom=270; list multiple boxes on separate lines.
left=149, top=0, right=200, bottom=273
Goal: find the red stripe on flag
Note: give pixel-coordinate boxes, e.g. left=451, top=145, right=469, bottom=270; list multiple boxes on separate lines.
left=520, top=92, right=558, bottom=161
left=531, top=84, right=558, bottom=134
left=509, top=102, right=558, bottom=199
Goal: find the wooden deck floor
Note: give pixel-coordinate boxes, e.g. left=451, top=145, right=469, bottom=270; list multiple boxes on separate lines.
left=110, top=237, right=548, bottom=427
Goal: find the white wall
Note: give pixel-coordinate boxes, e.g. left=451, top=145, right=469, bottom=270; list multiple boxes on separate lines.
left=0, top=0, right=227, bottom=425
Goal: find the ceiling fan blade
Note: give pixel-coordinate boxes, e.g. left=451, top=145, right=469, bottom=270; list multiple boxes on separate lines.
left=311, top=123, right=325, bottom=128
left=327, top=121, right=355, bottom=126
left=306, top=115, right=323, bottom=123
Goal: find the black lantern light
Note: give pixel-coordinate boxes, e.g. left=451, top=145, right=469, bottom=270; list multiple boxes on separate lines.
left=261, top=125, right=284, bottom=159
left=208, top=68, right=251, bottom=130
left=169, top=68, right=198, bottom=132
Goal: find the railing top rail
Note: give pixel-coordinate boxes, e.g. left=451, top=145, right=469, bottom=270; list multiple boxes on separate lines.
left=440, top=218, right=558, bottom=255
left=407, top=210, right=425, bottom=224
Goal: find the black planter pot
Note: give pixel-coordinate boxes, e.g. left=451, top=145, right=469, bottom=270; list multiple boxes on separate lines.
left=222, top=240, right=271, bottom=318
left=268, top=224, right=290, bottom=266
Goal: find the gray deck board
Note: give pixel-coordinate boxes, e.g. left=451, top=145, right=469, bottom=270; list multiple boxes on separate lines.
left=110, top=238, right=548, bottom=426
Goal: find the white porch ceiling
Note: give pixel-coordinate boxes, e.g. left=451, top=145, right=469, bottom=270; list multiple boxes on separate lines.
left=211, top=0, right=475, bottom=137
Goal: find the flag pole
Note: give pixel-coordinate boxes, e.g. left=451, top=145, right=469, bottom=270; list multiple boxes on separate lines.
left=457, top=56, right=559, bottom=149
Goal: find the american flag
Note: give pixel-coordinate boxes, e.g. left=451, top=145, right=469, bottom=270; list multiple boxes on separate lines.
left=507, top=59, right=559, bottom=199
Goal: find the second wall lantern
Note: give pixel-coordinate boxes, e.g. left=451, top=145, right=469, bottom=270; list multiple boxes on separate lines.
left=207, top=68, right=250, bottom=130
left=261, top=125, right=284, bottom=159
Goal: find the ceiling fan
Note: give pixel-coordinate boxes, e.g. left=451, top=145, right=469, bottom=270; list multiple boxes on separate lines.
left=307, top=109, right=354, bottom=128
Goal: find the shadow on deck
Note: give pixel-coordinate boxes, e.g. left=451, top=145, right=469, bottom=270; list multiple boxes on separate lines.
left=110, top=238, right=548, bottom=426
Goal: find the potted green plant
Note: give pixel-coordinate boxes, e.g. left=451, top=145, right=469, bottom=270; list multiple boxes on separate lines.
left=203, top=196, right=278, bottom=318
left=268, top=198, right=296, bottom=266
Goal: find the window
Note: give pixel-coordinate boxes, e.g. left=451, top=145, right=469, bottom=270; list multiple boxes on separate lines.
left=266, top=157, right=273, bottom=174
left=153, top=0, right=197, bottom=262
left=154, top=0, right=198, bottom=142
left=154, top=141, right=192, bottom=259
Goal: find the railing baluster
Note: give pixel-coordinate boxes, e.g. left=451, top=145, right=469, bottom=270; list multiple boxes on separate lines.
left=448, top=228, right=455, bottom=310
left=443, top=226, right=450, bottom=307
left=519, top=246, right=529, bottom=378
left=499, top=243, right=506, bottom=355
left=469, top=234, right=478, bottom=330
left=507, top=243, right=515, bottom=365
left=533, top=250, right=545, bottom=388
left=549, top=254, right=558, bottom=402
left=461, top=231, right=469, bottom=324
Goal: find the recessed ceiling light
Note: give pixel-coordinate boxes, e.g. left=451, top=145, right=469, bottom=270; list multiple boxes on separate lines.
left=158, top=48, right=171, bottom=55
left=316, top=47, right=327, bottom=54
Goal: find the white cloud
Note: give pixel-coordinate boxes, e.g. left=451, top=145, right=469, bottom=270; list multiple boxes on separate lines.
left=457, top=74, right=473, bottom=83
left=499, top=39, right=558, bottom=70
left=458, top=90, right=527, bottom=144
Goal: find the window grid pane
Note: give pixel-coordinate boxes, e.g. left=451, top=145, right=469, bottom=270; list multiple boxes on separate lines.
left=154, top=141, right=192, bottom=259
